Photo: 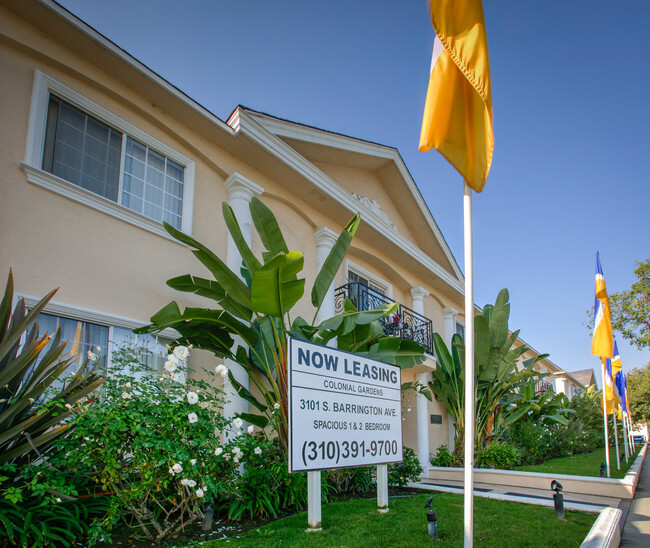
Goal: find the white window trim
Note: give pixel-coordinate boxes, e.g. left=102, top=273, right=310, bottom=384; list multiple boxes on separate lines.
left=22, top=70, right=195, bottom=239
left=17, top=293, right=182, bottom=381
left=344, top=259, right=393, bottom=299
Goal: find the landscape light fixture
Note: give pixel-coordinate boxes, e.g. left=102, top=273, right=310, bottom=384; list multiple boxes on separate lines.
left=600, top=462, right=606, bottom=477
left=202, top=504, right=214, bottom=532
left=551, top=480, right=564, bottom=519
left=424, top=495, right=438, bottom=540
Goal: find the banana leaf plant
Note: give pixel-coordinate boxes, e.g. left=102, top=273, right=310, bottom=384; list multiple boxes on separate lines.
left=0, top=271, right=104, bottom=466
left=501, top=376, right=574, bottom=427
left=429, top=288, right=546, bottom=454
left=135, top=198, right=425, bottom=454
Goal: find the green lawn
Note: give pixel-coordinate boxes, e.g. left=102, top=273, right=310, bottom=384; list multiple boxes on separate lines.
left=204, top=493, right=595, bottom=547
left=515, top=444, right=642, bottom=478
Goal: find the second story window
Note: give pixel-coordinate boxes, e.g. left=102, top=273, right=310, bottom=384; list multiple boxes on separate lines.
left=42, top=96, right=185, bottom=229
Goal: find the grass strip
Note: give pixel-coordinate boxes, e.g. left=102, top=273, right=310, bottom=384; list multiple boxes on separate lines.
left=204, top=493, right=595, bottom=547
left=515, top=444, right=642, bottom=478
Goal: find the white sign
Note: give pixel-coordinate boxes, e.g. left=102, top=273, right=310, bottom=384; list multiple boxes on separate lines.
left=288, top=337, right=402, bottom=472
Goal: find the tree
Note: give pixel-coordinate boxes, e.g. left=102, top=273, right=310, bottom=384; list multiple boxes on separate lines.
left=610, top=259, right=649, bottom=351
left=585, top=259, right=649, bottom=350
left=627, top=362, right=650, bottom=424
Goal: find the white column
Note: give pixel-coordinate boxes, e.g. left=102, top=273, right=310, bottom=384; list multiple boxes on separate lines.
left=443, top=307, right=458, bottom=348
left=314, top=227, right=339, bottom=324
left=223, top=173, right=263, bottom=425
left=555, top=376, right=568, bottom=397
left=411, top=287, right=431, bottom=475
left=443, top=307, right=458, bottom=450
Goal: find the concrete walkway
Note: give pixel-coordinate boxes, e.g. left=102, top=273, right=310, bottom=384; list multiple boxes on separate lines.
left=620, top=448, right=650, bottom=546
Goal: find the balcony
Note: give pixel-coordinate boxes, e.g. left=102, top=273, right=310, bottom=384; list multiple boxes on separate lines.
left=334, top=281, right=433, bottom=354
left=535, top=380, right=554, bottom=394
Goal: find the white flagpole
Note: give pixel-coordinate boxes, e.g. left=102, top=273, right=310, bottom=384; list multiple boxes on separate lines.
left=463, top=181, right=475, bottom=548
left=613, top=408, right=620, bottom=469
left=622, top=410, right=629, bottom=462
left=601, top=359, right=610, bottom=477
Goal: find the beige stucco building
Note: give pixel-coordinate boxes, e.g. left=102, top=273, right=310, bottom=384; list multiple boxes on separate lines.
left=0, top=0, right=583, bottom=473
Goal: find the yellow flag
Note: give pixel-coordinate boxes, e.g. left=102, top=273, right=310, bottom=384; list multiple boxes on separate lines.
left=419, top=0, right=494, bottom=193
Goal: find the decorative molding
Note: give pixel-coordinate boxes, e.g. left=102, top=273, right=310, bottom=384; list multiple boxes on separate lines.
left=410, top=286, right=430, bottom=301
left=16, top=293, right=179, bottom=339
left=245, top=109, right=465, bottom=282
left=314, top=226, right=339, bottom=248
left=351, top=194, right=395, bottom=229
left=443, top=307, right=459, bottom=319
left=21, top=163, right=182, bottom=243
left=235, top=109, right=465, bottom=295
left=224, top=171, right=264, bottom=201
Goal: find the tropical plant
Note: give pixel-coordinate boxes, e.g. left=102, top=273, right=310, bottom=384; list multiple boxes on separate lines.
left=135, top=198, right=425, bottom=453
left=430, top=445, right=459, bottom=467
left=501, top=376, right=574, bottom=427
left=569, top=384, right=604, bottom=430
left=0, top=271, right=104, bottom=466
left=429, top=289, right=546, bottom=454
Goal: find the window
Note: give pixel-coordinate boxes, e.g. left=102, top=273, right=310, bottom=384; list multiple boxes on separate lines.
left=37, top=313, right=109, bottom=374
left=34, top=315, right=171, bottom=379
left=23, top=71, right=195, bottom=237
left=42, top=95, right=185, bottom=229
left=455, top=322, right=465, bottom=339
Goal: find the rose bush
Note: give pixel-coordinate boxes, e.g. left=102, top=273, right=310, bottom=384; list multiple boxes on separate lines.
left=57, top=344, right=258, bottom=544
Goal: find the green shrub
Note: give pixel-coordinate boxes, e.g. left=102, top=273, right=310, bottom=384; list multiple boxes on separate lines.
left=58, top=344, right=247, bottom=543
left=475, top=442, right=522, bottom=469
left=325, top=466, right=374, bottom=495
left=388, top=446, right=423, bottom=486
left=225, top=438, right=310, bottom=520
left=431, top=445, right=459, bottom=467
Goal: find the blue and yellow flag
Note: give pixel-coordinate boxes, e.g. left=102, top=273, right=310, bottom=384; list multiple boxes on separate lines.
left=419, top=0, right=493, bottom=193
left=615, top=369, right=626, bottom=413
left=591, top=253, right=613, bottom=358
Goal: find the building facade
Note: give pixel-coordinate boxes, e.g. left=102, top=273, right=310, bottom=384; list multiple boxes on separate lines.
left=0, top=0, right=583, bottom=473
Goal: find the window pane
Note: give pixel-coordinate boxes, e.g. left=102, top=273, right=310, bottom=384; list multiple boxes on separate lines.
left=122, top=137, right=184, bottom=228
left=46, top=96, right=121, bottom=203
left=35, top=313, right=108, bottom=377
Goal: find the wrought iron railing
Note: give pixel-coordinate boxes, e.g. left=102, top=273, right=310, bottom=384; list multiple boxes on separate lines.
left=535, top=380, right=554, bottom=394
left=334, top=282, right=433, bottom=354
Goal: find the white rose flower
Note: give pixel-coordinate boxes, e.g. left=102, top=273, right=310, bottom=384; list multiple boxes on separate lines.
left=232, top=446, right=240, bottom=454
left=236, top=451, right=243, bottom=460
left=187, top=391, right=199, bottom=405
left=199, top=401, right=209, bottom=409
left=214, top=447, right=223, bottom=456
left=125, top=382, right=132, bottom=389
left=167, top=354, right=179, bottom=365
left=173, top=346, right=190, bottom=360
left=168, top=467, right=175, bottom=476
left=233, top=417, right=243, bottom=429
left=195, top=488, right=204, bottom=498
left=233, top=455, right=240, bottom=464
left=254, top=446, right=262, bottom=455
left=188, top=412, right=198, bottom=424
left=171, top=372, right=183, bottom=383
left=274, top=402, right=281, bottom=410
left=247, top=425, right=255, bottom=435
left=181, top=479, right=197, bottom=488
left=87, top=350, right=98, bottom=362
left=172, top=463, right=183, bottom=474
left=190, top=459, right=197, bottom=466
left=121, top=392, right=131, bottom=400
left=215, top=364, right=228, bottom=377
left=164, top=360, right=177, bottom=373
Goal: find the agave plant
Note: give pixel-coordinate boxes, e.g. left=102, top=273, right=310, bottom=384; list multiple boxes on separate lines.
left=0, top=271, right=104, bottom=465
left=429, top=288, right=546, bottom=453
left=136, top=198, right=425, bottom=453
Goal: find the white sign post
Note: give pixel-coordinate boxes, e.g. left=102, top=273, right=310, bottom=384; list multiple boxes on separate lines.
left=288, top=338, right=402, bottom=527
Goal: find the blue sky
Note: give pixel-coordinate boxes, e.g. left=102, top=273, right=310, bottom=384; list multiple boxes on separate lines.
left=56, top=0, right=650, bottom=377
